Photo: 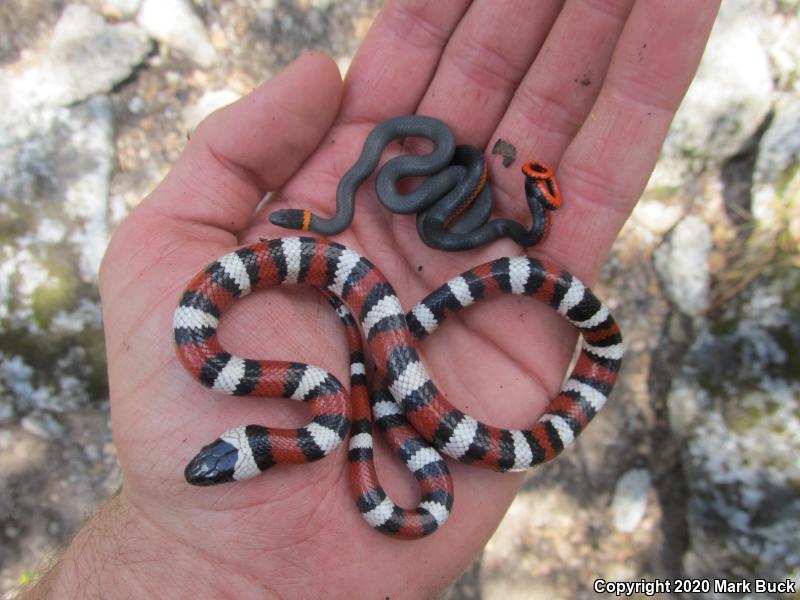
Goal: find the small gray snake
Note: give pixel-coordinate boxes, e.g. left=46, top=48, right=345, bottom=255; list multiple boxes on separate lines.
left=268, top=115, right=561, bottom=251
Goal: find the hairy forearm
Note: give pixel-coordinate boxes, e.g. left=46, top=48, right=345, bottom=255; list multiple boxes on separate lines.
left=19, top=492, right=271, bottom=600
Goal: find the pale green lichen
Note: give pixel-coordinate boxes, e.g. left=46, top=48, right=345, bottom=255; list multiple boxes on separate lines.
left=31, top=269, right=77, bottom=329
left=642, top=185, right=681, bottom=201
left=775, top=162, right=800, bottom=199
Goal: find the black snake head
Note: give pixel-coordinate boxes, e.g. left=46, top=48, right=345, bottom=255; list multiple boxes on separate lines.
left=184, top=437, right=238, bottom=486
left=269, top=208, right=309, bottom=231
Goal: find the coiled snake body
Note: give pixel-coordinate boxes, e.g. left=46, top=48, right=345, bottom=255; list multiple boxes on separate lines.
left=174, top=237, right=623, bottom=539
left=268, top=115, right=561, bottom=251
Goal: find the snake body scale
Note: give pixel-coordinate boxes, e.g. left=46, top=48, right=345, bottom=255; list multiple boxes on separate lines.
left=174, top=237, right=623, bottom=539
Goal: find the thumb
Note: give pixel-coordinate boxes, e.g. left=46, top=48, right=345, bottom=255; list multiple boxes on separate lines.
left=100, top=51, right=343, bottom=296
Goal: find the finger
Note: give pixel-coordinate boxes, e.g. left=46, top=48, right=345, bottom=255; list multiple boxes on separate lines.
left=489, top=0, right=636, bottom=174
left=412, top=0, right=718, bottom=423
left=415, top=0, right=565, bottom=145
left=469, top=0, right=635, bottom=257
left=338, top=0, right=470, bottom=123
left=398, top=0, right=635, bottom=265
left=546, top=0, right=721, bottom=281
left=138, top=51, right=342, bottom=235
left=385, top=0, right=634, bottom=283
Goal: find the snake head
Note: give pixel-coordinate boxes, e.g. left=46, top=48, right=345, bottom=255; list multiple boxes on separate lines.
left=522, top=161, right=561, bottom=211
left=184, top=437, right=238, bottom=486
left=269, top=208, right=312, bottom=231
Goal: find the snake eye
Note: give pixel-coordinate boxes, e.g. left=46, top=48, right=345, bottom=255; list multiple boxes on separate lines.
left=184, top=437, right=238, bottom=486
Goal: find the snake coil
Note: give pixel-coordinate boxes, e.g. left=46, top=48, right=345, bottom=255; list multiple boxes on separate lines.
left=269, top=115, right=561, bottom=251
left=174, top=237, right=623, bottom=539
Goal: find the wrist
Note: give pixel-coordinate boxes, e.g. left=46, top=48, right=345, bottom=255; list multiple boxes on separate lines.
left=21, top=491, right=268, bottom=599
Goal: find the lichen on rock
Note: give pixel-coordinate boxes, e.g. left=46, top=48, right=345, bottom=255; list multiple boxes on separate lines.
left=669, top=258, right=800, bottom=586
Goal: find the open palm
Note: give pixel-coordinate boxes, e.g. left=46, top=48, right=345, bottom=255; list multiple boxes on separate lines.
left=97, top=2, right=718, bottom=597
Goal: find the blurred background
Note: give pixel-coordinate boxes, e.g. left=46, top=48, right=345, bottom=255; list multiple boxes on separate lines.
left=0, top=1, right=798, bottom=598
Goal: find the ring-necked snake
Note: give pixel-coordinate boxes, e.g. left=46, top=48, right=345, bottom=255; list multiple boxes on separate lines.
left=174, top=237, right=623, bottom=539
left=268, top=115, right=561, bottom=251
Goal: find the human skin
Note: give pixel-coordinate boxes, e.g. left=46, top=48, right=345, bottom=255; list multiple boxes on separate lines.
left=22, top=1, right=720, bottom=598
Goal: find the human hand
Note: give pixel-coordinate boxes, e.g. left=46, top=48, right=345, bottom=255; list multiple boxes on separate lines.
left=32, top=2, right=719, bottom=598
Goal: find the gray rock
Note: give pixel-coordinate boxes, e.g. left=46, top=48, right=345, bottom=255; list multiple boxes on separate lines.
left=649, top=0, right=774, bottom=189
left=182, top=89, right=241, bottom=131
left=0, top=97, right=114, bottom=284
left=764, top=3, right=800, bottom=91
left=628, top=200, right=684, bottom=237
left=99, top=0, right=142, bottom=19
left=653, top=215, right=712, bottom=317
left=21, top=411, right=65, bottom=440
left=757, top=95, right=800, bottom=177
left=0, top=95, right=112, bottom=420
left=671, top=377, right=800, bottom=588
left=137, top=0, right=217, bottom=68
left=0, top=354, right=50, bottom=417
left=127, top=95, right=146, bottom=114
left=752, top=94, right=800, bottom=228
left=7, top=4, right=151, bottom=110
left=668, top=263, right=800, bottom=589
left=0, top=347, right=95, bottom=417
left=83, top=443, right=100, bottom=462
left=611, top=469, right=651, bottom=533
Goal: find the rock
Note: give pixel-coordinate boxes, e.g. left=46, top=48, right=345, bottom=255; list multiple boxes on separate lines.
left=668, top=262, right=800, bottom=586
left=764, top=4, right=800, bottom=91
left=628, top=199, right=684, bottom=237
left=0, top=428, right=48, bottom=475
left=137, top=0, right=218, bottom=68
left=653, top=215, right=712, bottom=317
left=64, top=98, right=116, bottom=282
left=0, top=96, right=115, bottom=284
left=0, top=430, right=11, bottom=452
left=671, top=377, right=800, bottom=585
left=649, top=0, right=774, bottom=189
left=0, top=355, right=51, bottom=416
left=182, top=89, right=241, bottom=131
left=6, top=4, right=151, bottom=110
left=751, top=94, right=800, bottom=229
left=0, top=95, right=112, bottom=420
left=99, top=0, right=142, bottom=19
left=83, top=443, right=100, bottom=462
left=0, top=403, right=12, bottom=423
left=611, top=469, right=651, bottom=533
left=127, top=95, right=146, bottom=114
left=21, top=411, right=64, bottom=440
